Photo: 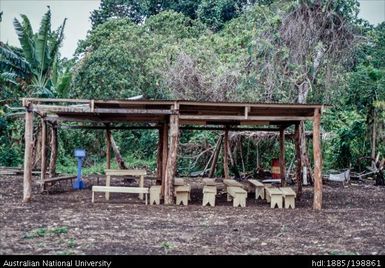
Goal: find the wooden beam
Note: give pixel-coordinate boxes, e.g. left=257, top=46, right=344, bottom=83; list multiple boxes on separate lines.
left=295, top=123, right=302, bottom=198
left=23, top=107, right=33, bottom=202
left=313, top=108, right=322, bottom=210
left=181, top=126, right=281, bottom=131
left=59, top=125, right=281, bottom=132
left=33, top=104, right=90, bottom=113
left=106, top=129, right=111, bottom=169
left=40, top=118, right=47, bottom=190
left=164, top=114, right=179, bottom=205
left=208, top=135, right=223, bottom=178
left=279, top=128, right=286, bottom=186
left=60, top=125, right=160, bottom=130
left=223, top=127, right=230, bottom=180
left=161, top=123, right=168, bottom=196
left=23, top=98, right=91, bottom=105
left=179, top=115, right=314, bottom=121
left=94, top=108, right=171, bottom=115
left=49, top=123, right=58, bottom=178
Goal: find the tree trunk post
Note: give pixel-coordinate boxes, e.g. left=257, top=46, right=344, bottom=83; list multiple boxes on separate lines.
left=108, top=130, right=127, bottom=169
left=223, top=127, right=230, bottom=179
left=208, top=135, right=223, bottom=178
left=295, top=123, right=302, bottom=198
left=164, top=109, right=179, bottom=205
left=49, top=122, right=58, bottom=178
left=157, top=126, right=163, bottom=184
left=161, top=123, right=169, bottom=196
left=371, top=109, right=376, bottom=169
left=279, top=128, right=286, bottom=186
left=23, top=105, right=34, bottom=202
left=106, top=128, right=111, bottom=169
left=313, top=108, right=322, bottom=210
left=40, top=118, right=47, bottom=191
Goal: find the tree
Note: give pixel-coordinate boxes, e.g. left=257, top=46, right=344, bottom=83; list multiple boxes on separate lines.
left=89, top=0, right=273, bottom=30
left=0, top=7, right=67, bottom=97
left=73, top=12, right=206, bottom=99
left=347, top=22, right=385, bottom=162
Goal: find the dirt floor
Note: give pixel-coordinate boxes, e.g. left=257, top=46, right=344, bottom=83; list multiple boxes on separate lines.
left=0, top=175, right=384, bottom=255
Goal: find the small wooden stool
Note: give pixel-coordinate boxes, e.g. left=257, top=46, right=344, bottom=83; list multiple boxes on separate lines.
left=280, top=187, right=296, bottom=209
left=202, top=186, right=216, bottom=207
left=266, top=188, right=283, bottom=208
left=150, top=185, right=161, bottom=205
left=227, top=187, right=247, bottom=207
left=175, top=185, right=191, bottom=206
left=248, top=179, right=265, bottom=200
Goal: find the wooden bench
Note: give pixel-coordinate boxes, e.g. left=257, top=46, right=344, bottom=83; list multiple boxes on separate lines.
left=202, top=186, right=217, bottom=207
left=175, top=185, right=191, bottom=205
left=105, top=169, right=146, bottom=200
left=92, top=186, right=149, bottom=204
left=223, top=179, right=244, bottom=201
left=227, top=187, right=247, bottom=207
left=248, top=179, right=264, bottom=200
left=202, top=178, right=217, bottom=186
left=279, top=187, right=296, bottom=209
left=150, top=185, right=161, bottom=205
left=265, top=188, right=283, bottom=208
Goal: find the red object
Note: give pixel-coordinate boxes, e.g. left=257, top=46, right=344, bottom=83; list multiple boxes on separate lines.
left=271, top=158, right=280, bottom=179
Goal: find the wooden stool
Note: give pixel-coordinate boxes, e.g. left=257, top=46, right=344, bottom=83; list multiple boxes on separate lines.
left=248, top=179, right=265, bottom=200
left=280, top=187, right=296, bottom=209
left=150, top=185, right=161, bottom=205
left=202, top=186, right=216, bottom=207
left=264, top=184, right=272, bottom=202
left=266, top=188, right=283, bottom=208
left=227, top=187, right=247, bottom=207
left=175, top=185, right=191, bottom=206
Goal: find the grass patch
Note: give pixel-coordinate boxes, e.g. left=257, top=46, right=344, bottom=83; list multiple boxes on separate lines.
left=67, top=238, right=77, bottom=248
left=160, top=241, right=175, bottom=254
left=24, top=226, right=69, bottom=239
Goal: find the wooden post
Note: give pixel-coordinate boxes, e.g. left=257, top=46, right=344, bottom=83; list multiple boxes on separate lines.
left=108, top=130, right=128, bottom=169
left=295, top=123, right=302, bottom=198
left=371, top=109, right=376, bottom=169
left=161, top=123, right=168, bottom=196
left=223, top=127, right=230, bottom=179
left=279, top=128, right=286, bottom=186
left=157, top=126, right=163, bottom=184
left=40, top=118, right=47, bottom=190
left=164, top=114, right=179, bottom=205
left=23, top=106, right=34, bottom=202
left=208, top=135, right=223, bottom=178
left=313, top=108, right=322, bottom=210
left=49, top=122, right=57, bottom=178
left=106, top=129, right=111, bottom=169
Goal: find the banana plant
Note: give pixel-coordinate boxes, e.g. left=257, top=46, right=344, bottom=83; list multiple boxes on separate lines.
left=0, top=7, right=67, bottom=97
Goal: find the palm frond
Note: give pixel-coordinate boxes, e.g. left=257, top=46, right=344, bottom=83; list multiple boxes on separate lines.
left=1, top=72, right=19, bottom=85
left=13, top=17, right=36, bottom=67
left=0, top=44, right=31, bottom=74
left=35, top=7, right=51, bottom=74
left=49, top=18, right=67, bottom=67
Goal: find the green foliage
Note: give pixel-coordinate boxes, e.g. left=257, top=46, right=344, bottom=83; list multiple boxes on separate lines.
left=73, top=12, right=206, bottom=99
left=89, top=0, right=274, bottom=30
left=1, top=7, right=67, bottom=97
left=1, top=1, right=384, bottom=177
left=24, top=226, right=68, bottom=239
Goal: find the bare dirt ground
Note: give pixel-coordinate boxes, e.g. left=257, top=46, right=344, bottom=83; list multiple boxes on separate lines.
left=1, top=175, right=384, bottom=255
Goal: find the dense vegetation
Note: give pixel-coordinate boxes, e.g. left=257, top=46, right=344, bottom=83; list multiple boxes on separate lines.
left=0, top=0, right=384, bottom=177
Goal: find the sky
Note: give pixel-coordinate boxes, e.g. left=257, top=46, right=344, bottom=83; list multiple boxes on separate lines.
left=0, top=0, right=385, bottom=59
